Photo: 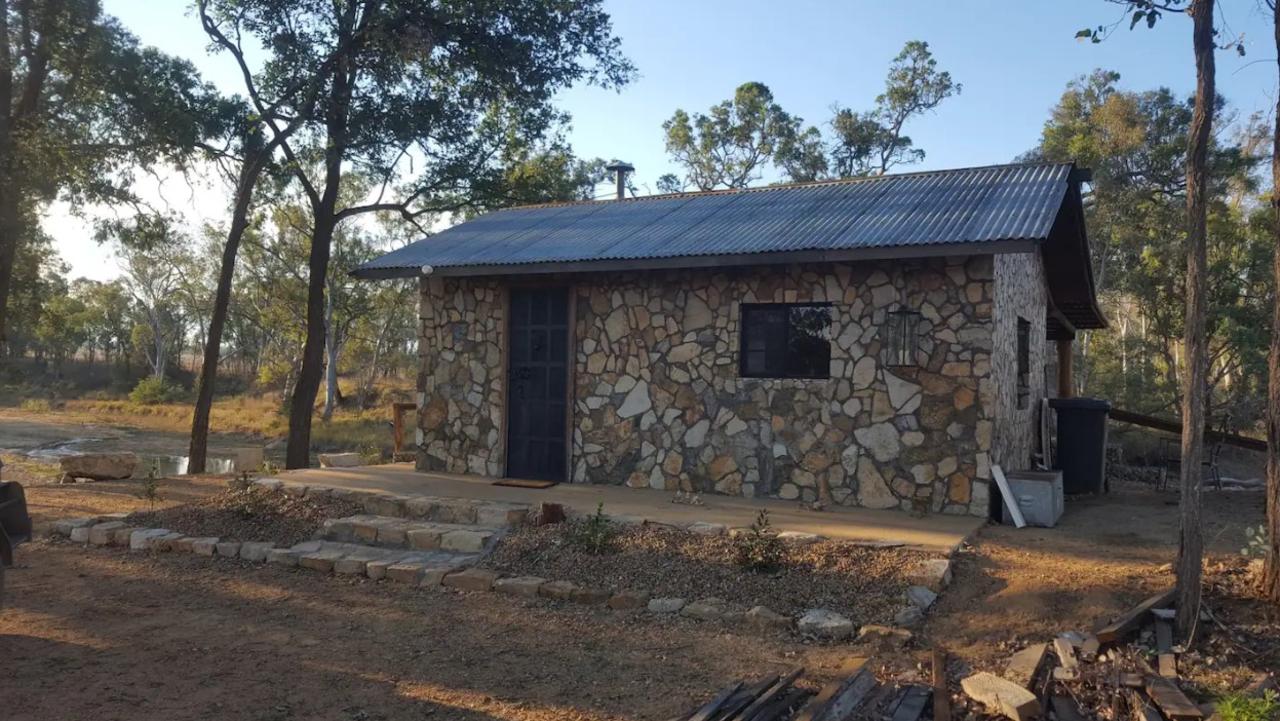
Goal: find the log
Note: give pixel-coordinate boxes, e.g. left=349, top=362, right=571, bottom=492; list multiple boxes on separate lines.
left=1003, top=643, right=1047, bottom=689
left=960, top=672, right=1041, bottom=721
left=1145, top=676, right=1205, bottom=721
left=687, top=681, right=743, bottom=721
left=1095, top=589, right=1176, bottom=644
left=732, top=668, right=803, bottom=721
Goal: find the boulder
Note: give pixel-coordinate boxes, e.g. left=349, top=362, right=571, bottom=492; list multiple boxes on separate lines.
left=910, top=559, right=953, bottom=592
left=960, top=672, right=1040, bottom=721
left=906, top=585, right=938, bottom=611
left=318, top=453, right=362, bottom=468
left=60, top=452, right=138, bottom=481
left=797, top=608, right=855, bottom=640
left=647, top=597, right=686, bottom=614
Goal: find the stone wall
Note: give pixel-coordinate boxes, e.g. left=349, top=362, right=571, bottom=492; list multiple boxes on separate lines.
left=571, top=258, right=998, bottom=516
left=989, top=252, right=1049, bottom=475
left=414, top=254, right=1051, bottom=517
left=415, top=276, right=506, bottom=477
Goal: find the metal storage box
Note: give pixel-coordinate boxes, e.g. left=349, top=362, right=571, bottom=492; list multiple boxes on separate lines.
left=1000, top=470, right=1065, bottom=528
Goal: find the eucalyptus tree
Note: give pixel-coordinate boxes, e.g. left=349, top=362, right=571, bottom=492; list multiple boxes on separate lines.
left=198, top=0, right=634, bottom=469
left=1265, top=0, right=1280, bottom=605
left=0, top=0, right=222, bottom=354
left=1080, top=0, right=1223, bottom=639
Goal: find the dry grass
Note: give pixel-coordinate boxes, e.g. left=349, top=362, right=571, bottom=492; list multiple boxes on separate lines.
left=127, top=485, right=363, bottom=546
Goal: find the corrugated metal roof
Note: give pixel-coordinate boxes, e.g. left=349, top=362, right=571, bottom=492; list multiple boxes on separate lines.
left=355, top=162, right=1076, bottom=277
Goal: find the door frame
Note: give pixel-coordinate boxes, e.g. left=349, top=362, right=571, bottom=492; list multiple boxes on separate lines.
left=500, top=280, right=576, bottom=481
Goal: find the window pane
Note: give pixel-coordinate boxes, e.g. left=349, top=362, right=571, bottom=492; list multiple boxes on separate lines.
left=740, top=303, right=830, bottom=379
left=786, top=306, right=831, bottom=378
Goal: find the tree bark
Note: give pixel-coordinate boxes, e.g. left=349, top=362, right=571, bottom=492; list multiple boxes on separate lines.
left=1265, top=0, right=1280, bottom=605
left=322, top=281, right=339, bottom=422
left=187, top=150, right=265, bottom=474
left=0, top=187, right=19, bottom=355
left=285, top=211, right=335, bottom=468
left=1175, top=0, right=1216, bottom=640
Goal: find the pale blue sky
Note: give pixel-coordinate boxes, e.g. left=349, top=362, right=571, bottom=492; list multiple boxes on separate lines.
left=49, top=0, right=1278, bottom=279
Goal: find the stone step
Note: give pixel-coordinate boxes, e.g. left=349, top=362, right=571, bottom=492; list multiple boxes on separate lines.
left=319, top=515, right=500, bottom=553
left=272, top=540, right=479, bottom=581
left=255, top=479, right=530, bottom=528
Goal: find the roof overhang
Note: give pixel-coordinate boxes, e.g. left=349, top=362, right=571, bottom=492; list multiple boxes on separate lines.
left=350, top=238, right=1039, bottom=280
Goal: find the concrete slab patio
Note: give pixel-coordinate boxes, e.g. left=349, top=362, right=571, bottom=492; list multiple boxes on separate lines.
left=269, top=463, right=984, bottom=553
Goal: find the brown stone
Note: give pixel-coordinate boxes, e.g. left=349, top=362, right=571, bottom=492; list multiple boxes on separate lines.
left=948, top=474, right=972, bottom=504
left=662, top=451, right=683, bottom=475
left=800, top=450, right=832, bottom=473
left=442, top=568, right=498, bottom=592
left=708, top=454, right=737, bottom=479
left=953, top=386, right=975, bottom=410
left=607, top=590, right=651, bottom=610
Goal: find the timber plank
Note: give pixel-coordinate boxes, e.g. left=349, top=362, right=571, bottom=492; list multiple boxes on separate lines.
left=1096, top=589, right=1176, bottom=644
left=932, top=650, right=951, bottom=721
left=792, top=659, right=868, bottom=721
left=1146, top=676, right=1205, bottom=721
left=687, top=681, right=743, bottom=721
left=888, top=686, right=931, bottom=721
left=731, top=667, right=803, bottom=721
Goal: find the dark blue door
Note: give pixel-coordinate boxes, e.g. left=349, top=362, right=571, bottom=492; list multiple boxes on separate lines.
left=506, top=287, right=569, bottom=481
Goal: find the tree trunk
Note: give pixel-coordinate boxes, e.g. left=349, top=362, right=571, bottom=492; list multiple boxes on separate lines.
left=0, top=188, right=20, bottom=356
left=1175, top=0, right=1216, bottom=641
left=188, top=152, right=264, bottom=474
left=285, top=211, right=335, bottom=468
left=1265, top=0, right=1280, bottom=605
left=322, top=281, right=338, bottom=422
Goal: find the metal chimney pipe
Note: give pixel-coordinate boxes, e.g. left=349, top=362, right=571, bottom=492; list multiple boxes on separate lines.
left=605, top=162, right=634, bottom=200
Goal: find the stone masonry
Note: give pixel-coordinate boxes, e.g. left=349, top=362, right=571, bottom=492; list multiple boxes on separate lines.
left=416, top=254, right=1052, bottom=517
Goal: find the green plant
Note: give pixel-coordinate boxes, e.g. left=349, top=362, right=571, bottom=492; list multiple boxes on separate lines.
left=567, top=503, right=615, bottom=555
left=137, top=465, right=162, bottom=511
left=19, top=398, right=51, bottom=412
left=734, top=509, right=784, bottom=573
left=1217, top=690, right=1279, bottom=721
left=1242, top=525, right=1268, bottom=559
left=358, top=443, right=384, bottom=465
left=128, top=377, right=184, bottom=405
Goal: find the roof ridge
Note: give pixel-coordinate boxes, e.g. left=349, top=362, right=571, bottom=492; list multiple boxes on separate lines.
left=504, top=160, right=1076, bottom=211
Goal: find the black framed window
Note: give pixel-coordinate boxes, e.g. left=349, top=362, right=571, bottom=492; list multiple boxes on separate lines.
left=1016, top=317, right=1030, bottom=409
left=739, top=303, right=832, bottom=379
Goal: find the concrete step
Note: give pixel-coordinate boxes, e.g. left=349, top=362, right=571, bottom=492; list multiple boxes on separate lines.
left=319, top=515, right=500, bottom=553
left=275, top=540, right=480, bottom=581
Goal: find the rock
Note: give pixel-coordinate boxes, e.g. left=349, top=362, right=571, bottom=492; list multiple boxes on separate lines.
left=110, top=526, right=137, bottom=546
left=266, top=548, right=300, bottom=567
left=856, top=463, right=898, bottom=509
left=385, top=563, right=425, bottom=584
left=129, top=528, right=172, bottom=551
left=420, top=567, right=454, bottom=588
left=364, top=558, right=395, bottom=579
left=910, top=559, right=953, bottom=592
left=151, top=532, right=184, bottom=551
left=569, top=586, right=612, bottom=605
left=647, top=597, right=686, bottom=614
left=857, top=624, right=913, bottom=647
left=88, top=521, right=127, bottom=546
left=683, top=419, right=710, bottom=447
left=442, top=568, right=498, bottom=592
left=494, top=576, right=547, bottom=598
left=797, top=609, right=855, bottom=640
left=298, top=549, right=343, bottom=572
left=440, top=529, right=493, bottom=552
left=685, top=521, right=726, bottom=536
left=853, top=423, right=901, bottom=463
left=906, top=585, right=937, bottom=611
left=607, top=590, right=651, bottom=610
left=960, top=672, right=1040, bottom=721
left=538, top=580, right=579, bottom=601
left=745, top=605, right=792, bottom=631
left=617, top=381, right=652, bottom=418
left=852, top=357, right=877, bottom=388
left=59, top=452, right=138, bottom=481
left=333, top=555, right=374, bottom=576
left=318, top=452, right=362, bottom=468
left=215, top=541, right=242, bottom=558
left=239, top=542, right=275, bottom=562
left=69, top=525, right=93, bottom=543
left=777, top=531, right=822, bottom=545
left=51, top=517, right=95, bottom=537
left=190, top=537, right=221, bottom=556
left=894, top=606, right=925, bottom=628
left=681, top=598, right=729, bottom=621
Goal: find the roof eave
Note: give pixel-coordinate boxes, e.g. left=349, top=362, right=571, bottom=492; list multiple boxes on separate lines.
left=350, top=238, right=1041, bottom=280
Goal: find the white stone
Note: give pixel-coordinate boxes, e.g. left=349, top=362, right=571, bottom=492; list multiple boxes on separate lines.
left=884, top=372, right=921, bottom=411
left=129, top=528, right=171, bottom=551
left=857, top=463, right=898, bottom=509
left=318, top=453, right=362, bottom=468
left=617, top=380, right=651, bottom=419
left=911, top=559, right=953, bottom=592
left=840, top=445, right=860, bottom=475
left=683, top=419, right=710, bottom=447
left=613, top=375, right=637, bottom=394
left=853, top=423, right=901, bottom=463
left=851, top=357, right=877, bottom=388
left=796, top=609, right=855, bottom=640
left=894, top=605, right=926, bottom=628
left=685, top=522, right=726, bottom=536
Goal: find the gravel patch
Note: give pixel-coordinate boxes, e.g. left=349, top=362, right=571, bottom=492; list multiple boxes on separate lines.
left=127, top=485, right=361, bottom=546
left=479, top=522, right=934, bottom=624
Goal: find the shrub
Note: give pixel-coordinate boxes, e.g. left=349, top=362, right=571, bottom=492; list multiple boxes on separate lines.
left=137, top=465, right=163, bottom=512
left=1218, top=690, right=1279, bottom=721
left=19, top=398, right=51, bottom=412
left=128, top=377, right=184, bottom=405
left=734, top=509, right=784, bottom=573
left=566, top=503, right=615, bottom=555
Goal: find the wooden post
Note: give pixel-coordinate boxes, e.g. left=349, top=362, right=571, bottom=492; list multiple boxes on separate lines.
left=1057, top=339, right=1074, bottom=398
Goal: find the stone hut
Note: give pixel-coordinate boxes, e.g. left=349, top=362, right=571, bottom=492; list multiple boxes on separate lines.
left=355, top=162, right=1105, bottom=517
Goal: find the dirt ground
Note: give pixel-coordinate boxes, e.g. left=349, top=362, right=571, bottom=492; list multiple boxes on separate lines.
left=1, top=474, right=1273, bottom=719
